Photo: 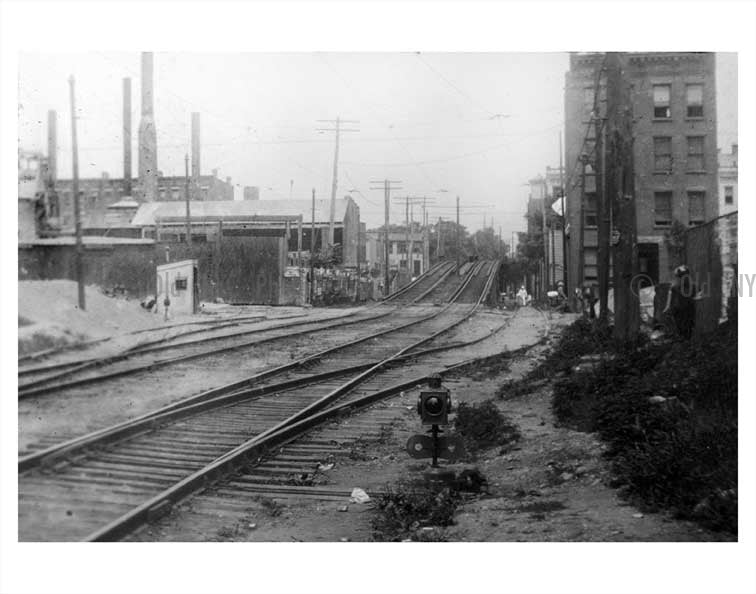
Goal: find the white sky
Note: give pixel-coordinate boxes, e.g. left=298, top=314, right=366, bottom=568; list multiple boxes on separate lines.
left=18, top=52, right=737, bottom=238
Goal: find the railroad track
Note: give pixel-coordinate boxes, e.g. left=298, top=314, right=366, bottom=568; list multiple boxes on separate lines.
left=453, top=260, right=497, bottom=303
left=126, top=304, right=551, bottom=542
left=18, top=262, right=454, bottom=399
left=383, top=261, right=456, bottom=304
left=18, top=261, right=499, bottom=541
left=16, top=307, right=403, bottom=399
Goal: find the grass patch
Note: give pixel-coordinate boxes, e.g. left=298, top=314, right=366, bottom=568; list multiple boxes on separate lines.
left=551, top=320, right=737, bottom=534
left=454, top=399, right=520, bottom=454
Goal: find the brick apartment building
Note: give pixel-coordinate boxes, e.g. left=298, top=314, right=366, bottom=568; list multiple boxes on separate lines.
left=718, top=143, right=738, bottom=216
left=564, top=52, right=718, bottom=288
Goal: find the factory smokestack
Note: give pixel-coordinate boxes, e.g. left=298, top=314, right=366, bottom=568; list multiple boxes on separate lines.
left=47, top=110, right=57, bottom=182
left=191, top=112, right=200, bottom=180
left=123, top=77, right=132, bottom=196
left=138, top=52, right=158, bottom=201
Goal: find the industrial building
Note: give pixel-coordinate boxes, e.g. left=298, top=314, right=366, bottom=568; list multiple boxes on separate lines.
left=564, top=52, right=718, bottom=288
left=128, top=196, right=362, bottom=267
left=365, top=230, right=430, bottom=277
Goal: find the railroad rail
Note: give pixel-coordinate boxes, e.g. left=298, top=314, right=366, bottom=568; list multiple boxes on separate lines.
left=382, top=261, right=456, bottom=304
left=19, top=262, right=457, bottom=398
left=17, top=307, right=403, bottom=399
left=18, top=260, right=499, bottom=541
left=128, top=305, right=550, bottom=542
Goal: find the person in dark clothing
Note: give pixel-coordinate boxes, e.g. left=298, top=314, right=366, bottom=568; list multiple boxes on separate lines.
left=583, top=285, right=597, bottom=319
left=664, top=265, right=697, bottom=339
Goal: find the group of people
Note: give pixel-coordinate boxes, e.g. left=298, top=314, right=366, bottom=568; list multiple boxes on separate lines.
left=502, top=264, right=697, bottom=339
left=574, top=264, right=699, bottom=339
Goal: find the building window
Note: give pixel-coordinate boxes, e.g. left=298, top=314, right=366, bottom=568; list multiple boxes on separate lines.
left=686, top=84, right=704, bottom=118
left=686, top=136, right=705, bottom=171
left=688, top=191, right=705, bottom=226
left=653, top=136, right=672, bottom=172
left=654, top=191, right=673, bottom=227
left=583, top=248, right=598, bottom=282
left=584, top=192, right=597, bottom=228
left=653, top=84, right=671, bottom=119
left=724, top=185, right=734, bottom=205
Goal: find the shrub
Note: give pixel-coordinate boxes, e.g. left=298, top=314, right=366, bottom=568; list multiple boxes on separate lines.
left=551, top=320, right=737, bottom=534
left=454, top=400, right=520, bottom=453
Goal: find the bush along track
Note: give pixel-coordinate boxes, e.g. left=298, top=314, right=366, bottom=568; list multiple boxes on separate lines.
left=454, top=399, right=521, bottom=456
left=543, top=319, right=737, bottom=535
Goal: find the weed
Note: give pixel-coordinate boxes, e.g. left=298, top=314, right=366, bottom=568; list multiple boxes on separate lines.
left=550, top=319, right=737, bottom=534
left=371, top=482, right=459, bottom=542
left=454, top=400, right=521, bottom=454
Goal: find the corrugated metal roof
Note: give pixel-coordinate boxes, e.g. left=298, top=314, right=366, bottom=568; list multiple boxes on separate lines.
left=131, top=198, right=351, bottom=226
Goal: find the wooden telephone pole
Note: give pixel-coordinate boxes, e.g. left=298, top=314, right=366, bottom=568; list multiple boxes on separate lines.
left=606, top=52, right=640, bottom=340
left=595, top=64, right=610, bottom=325
left=316, top=117, right=359, bottom=250
left=310, top=188, right=316, bottom=304
left=371, top=179, right=402, bottom=296
left=456, top=196, right=461, bottom=274
left=69, top=75, right=85, bottom=311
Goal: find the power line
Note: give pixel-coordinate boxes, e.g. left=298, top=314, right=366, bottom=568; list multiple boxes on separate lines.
left=415, top=53, right=497, bottom=119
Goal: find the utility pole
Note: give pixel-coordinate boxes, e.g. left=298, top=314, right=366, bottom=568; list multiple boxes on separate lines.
left=437, top=217, right=442, bottom=260
left=456, top=195, right=460, bottom=274
left=606, top=52, right=639, bottom=340
left=597, top=104, right=610, bottom=324
left=371, top=179, right=402, bottom=296
left=559, top=131, right=568, bottom=291
left=184, top=153, right=192, bottom=245
left=316, top=117, right=359, bottom=250
left=297, top=214, right=302, bottom=269
left=355, top=222, right=361, bottom=303
left=310, top=188, right=316, bottom=305
left=405, top=196, right=410, bottom=279
left=541, top=178, right=550, bottom=295
left=578, top=156, right=587, bottom=289
left=69, top=75, right=85, bottom=311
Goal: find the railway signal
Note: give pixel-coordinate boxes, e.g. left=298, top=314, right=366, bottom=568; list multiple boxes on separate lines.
left=407, top=374, right=465, bottom=466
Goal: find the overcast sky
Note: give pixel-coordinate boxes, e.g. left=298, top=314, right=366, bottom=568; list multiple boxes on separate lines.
left=18, top=52, right=737, bottom=238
